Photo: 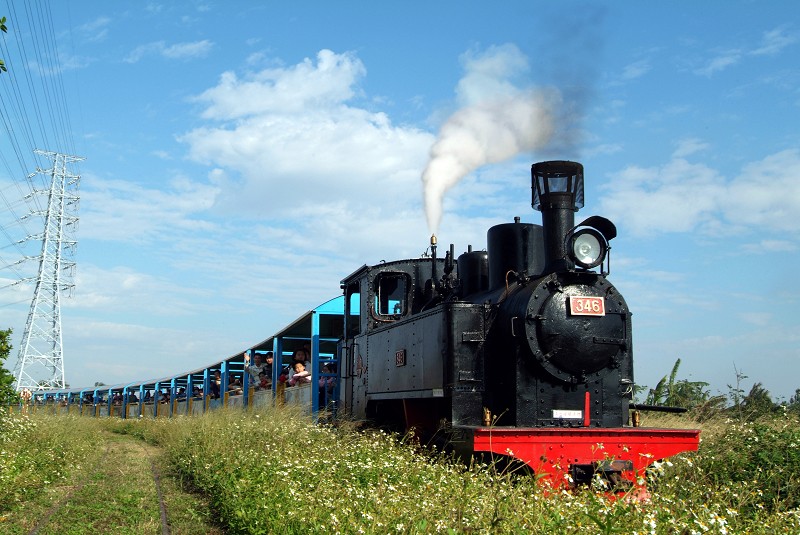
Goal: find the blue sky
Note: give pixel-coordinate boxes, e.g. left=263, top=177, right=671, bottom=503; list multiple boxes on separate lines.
left=0, top=1, right=798, bottom=402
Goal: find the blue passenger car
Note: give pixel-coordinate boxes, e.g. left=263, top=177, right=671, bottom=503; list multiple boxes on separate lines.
left=23, top=296, right=345, bottom=419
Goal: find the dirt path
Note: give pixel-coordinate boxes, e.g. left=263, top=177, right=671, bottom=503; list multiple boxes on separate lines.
left=2, top=430, right=223, bottom=535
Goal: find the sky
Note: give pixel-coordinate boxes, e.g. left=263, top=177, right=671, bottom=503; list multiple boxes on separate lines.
left=0, top=0, right=798, bottom=402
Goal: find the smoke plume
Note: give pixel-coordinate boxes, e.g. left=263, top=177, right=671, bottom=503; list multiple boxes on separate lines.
left=421, top=89, right=559, bottom=233
left=421, top=43, right=566, bottom=233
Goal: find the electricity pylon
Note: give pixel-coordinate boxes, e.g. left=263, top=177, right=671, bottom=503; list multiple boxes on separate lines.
left=12, top=149, right=84, bottom=391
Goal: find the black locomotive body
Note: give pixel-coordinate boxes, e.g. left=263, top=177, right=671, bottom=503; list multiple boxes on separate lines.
left=339, top=161, right=698, bottom=488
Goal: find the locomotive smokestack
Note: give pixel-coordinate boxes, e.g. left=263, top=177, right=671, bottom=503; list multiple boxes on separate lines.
left=430, top=234, right=438, bottom=289
left=531, top=161, right=584, bottom=272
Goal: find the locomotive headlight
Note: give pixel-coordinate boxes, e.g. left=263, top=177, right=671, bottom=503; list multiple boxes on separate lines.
left=569, top=228, right=607, bottom=269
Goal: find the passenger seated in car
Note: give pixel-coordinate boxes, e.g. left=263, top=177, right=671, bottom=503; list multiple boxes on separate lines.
left=288, top=361, right=311, bottom=386
left=244, top=352, right=267, bottom=389
left=287, top=349, right=311, bottom=383
left=210, top=370, right=221, bottom=399
left=278, top=366, right=289, bottom=385
left=264, top=351, right=274, bottom=378
left=229, top=375, right=243, bottom=395
left=259, top=371, right=271, bottom=389
left=318, top=363, right=336, bottom=402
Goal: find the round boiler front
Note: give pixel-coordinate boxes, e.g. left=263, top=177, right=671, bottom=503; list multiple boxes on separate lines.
left=523, top=274, right=629, bottom=382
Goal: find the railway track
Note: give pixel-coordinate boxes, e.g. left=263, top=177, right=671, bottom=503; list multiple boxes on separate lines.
left=7, top=430, right=220, bottom=534
left=26, top=444, right=113, bottom=535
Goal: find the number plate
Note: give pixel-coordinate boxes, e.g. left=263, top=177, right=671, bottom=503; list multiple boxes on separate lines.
left=569, top=296, right=605, bottom=316
left=552, top=409, right=583, bottom=419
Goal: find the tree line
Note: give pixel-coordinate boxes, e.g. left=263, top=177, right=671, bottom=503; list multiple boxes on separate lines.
left=641, top=358, right=800, bottom=421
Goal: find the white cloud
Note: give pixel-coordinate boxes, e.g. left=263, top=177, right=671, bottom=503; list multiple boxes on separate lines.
left=724, top=149, right=800, bottom=232
left=162, top=40, right=214, bottom=60
left=621, top=59, right=650, bottom=80
left=693, top=27, right=796, bottom=77
left=741, top=239, right=797, bottom=253
left=694, top=50, right=741, bottom=76
left=124, top=40, right=214, bottom=63
left=78, top=16, right=111, bottom=43
left=584, top=143, right=623, bottom=157
left=750, top=27, right=797, bottom=56
left=600, top=148, right=800, bottom=237
left=600, top=158, right=724, bottom=236
left=739, top=312, right=772, bottom=326
left=672, top=138, right=709, bottom=159
left=80, top=175, right=220, bottom=243
left=181, top=49, right=435, bottom=218
left=193, top=49, right=366, bottom=118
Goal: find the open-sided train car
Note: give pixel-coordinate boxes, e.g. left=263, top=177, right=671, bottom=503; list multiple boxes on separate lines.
left=27, top=296, right=344, bottom=419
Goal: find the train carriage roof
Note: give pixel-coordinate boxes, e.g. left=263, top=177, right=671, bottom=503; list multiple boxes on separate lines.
left=37, top=295, right=345, bottom=398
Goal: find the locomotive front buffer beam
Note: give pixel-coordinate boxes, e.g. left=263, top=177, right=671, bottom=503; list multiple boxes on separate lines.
left=471, top=426, right=700, bottom=493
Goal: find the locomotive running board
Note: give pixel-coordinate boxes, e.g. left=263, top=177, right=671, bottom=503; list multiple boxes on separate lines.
left=471, top=427, right=700, bottom=490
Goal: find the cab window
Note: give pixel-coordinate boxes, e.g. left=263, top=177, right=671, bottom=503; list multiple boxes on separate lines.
left=374, top=273, right=407, bottom=318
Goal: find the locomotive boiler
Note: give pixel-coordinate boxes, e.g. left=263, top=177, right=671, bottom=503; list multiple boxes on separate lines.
left=339, top=160, right=699, bottom=490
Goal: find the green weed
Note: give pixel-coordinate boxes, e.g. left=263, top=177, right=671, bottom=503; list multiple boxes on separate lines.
left=4, top=408, right=800, bottom=533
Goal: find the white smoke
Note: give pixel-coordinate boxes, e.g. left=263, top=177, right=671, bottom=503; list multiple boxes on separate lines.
left=421, top=45, right=561, bottom=233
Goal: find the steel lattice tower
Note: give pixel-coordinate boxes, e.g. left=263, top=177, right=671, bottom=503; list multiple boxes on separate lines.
left=12, top=150, right=84, bottom=391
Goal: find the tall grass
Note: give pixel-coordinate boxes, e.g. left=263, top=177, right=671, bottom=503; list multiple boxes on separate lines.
left=0, top=412, right=100, bottom=515
left=5, top=407, right=800, bottom=533
left=659, top=411, right=800, bottom=525
left=115, top=406, right=800, bottom=534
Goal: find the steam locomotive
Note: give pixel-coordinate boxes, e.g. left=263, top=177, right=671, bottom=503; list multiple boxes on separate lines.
left=339, top=160, right=699, bottom=489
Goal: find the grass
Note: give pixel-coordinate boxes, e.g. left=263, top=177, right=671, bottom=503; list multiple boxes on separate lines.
left=3, top=406, right=800, bottom=533
left=0, top=412, right=222, bottom=534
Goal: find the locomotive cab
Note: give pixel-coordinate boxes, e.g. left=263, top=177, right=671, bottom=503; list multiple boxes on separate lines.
left=340, top=257, right=453, bottom=430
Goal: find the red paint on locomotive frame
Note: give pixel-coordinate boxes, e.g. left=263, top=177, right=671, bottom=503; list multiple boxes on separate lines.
left=472, top=427, right=700, bottom=490
left=583, top=392, right=591, bottom=427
